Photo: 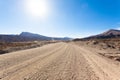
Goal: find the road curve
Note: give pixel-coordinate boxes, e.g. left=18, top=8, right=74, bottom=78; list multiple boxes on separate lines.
left=0, top=42, right=120, bottom=80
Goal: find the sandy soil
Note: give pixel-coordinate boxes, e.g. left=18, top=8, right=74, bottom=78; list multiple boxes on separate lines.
left=0, top=42, right=120, bottom=80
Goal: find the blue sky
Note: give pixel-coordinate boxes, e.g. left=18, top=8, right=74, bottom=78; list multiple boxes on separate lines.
left=0, top=0, right=120, bottom=38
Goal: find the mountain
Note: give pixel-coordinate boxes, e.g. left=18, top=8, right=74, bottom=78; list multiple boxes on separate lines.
left=100, top=29, right=120, bottom=36
left=20, top=32, right=72, bottom=41
left=20, top=32, right=52, bottom=40
left=63, top=37, right=73, bottom=40
left=0, top=32, right=72, bottom=42
left=20, top=32, right=43, bottom=37
left=0, top=35, right=23, bottom=42
left=74, top=29, right=120, bottom=41
left=53, top=37, right=72, bottom=41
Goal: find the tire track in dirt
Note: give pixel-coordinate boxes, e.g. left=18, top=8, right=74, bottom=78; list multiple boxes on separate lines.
left=1, top=42, right=118, bottom=80
left=25, top=44, right=99, bottom=80
left=0, top=43, right=66, bottom=80
left=26, top=44, right=71, bottom=80
left=75, top=44, right=120, bottom=80
left=0, top=43, right=63, bottom=70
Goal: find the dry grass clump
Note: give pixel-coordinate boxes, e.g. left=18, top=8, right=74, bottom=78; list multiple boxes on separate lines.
left=0, top=42, right=33, bottom=49
left=0, top=42, right=34, bottom=54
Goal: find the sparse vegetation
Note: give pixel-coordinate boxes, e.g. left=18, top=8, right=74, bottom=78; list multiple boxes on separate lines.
left=0, top=41, right=57, bottom=54
left=73, top=38, right=120, bottom=62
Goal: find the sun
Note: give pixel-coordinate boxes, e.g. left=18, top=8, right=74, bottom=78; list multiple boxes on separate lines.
left=24, top=0, right=51, bottom=19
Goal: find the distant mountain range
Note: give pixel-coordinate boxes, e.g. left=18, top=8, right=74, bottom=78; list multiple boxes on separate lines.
left=2, top=29, right=119, bottom=42
left=0, top=32, right=72, bottom=42
left=74, top=29, right=120, bottom=41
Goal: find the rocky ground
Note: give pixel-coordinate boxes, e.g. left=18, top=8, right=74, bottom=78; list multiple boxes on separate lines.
left=74, top=39, right=120, bottom=62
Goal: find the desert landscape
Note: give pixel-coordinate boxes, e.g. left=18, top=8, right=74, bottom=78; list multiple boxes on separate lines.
left=0, top=29, right=120, bottom=80
left=0, top=0, right=120, bottom=80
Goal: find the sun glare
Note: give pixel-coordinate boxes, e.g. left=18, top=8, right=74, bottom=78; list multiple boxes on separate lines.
left=24, top=0, right=51, bottom=19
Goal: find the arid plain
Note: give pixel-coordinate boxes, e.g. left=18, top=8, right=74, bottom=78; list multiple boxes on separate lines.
left=0, top=41, right=120, bottom=80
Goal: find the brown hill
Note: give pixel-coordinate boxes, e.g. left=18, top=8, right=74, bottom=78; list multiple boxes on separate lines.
left=74, top=29, right=120, bottom=41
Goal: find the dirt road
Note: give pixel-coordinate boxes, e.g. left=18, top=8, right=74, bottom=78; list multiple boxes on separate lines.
left=0, top=42, right=120, bottom=80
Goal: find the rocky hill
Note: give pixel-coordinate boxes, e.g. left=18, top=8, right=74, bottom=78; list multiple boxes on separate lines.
left=74, top=29, right=120, bottom=41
